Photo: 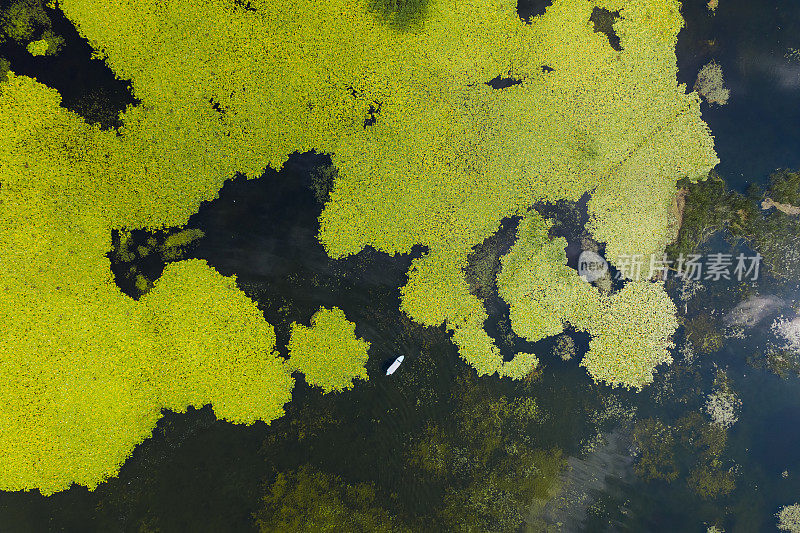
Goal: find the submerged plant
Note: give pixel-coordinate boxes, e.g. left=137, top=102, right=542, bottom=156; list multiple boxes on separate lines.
left=409, top=375, right=563, bottom=532
left=632, top=412, right=736, bottom=499
left=670, top=170, right=800, bottom=279
left=685, top=315, right=725, bottom=354
left=253, top=467, right=406, bottom=532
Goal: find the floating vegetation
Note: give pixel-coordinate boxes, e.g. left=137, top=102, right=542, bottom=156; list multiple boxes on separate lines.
left=778, top=504, right=800, bottom=533
left=366, top=0, right=430, bottom=30
left=499, top=213, right=680, bottom=389
left=554, top=334, right=576, bottom=361
left=310, top=162, right=338, bottom=205
left=1, top=0, right=52, bottom=43
left=288, top=307, right=371, bottom=393
left=695, top=61, right=730, bottom=106
left=0, top=0, right=716, bottom=493
left=704, top=370, right=741, bottom=429
left=0, top=256, right=295, bottom=494
left=109, top=227, right=205, bottom=297
left=772, top=312, right=800, bottom=352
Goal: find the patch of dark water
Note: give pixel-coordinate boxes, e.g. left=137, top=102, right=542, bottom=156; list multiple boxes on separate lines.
left=0, top=2, right=136, bottom=129
left=676, top=0, right=800, bottom=190
left=517, top=0, right=553, bottom=23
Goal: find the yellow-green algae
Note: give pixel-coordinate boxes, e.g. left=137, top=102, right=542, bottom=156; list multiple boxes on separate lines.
left=1, top=0, right=49, bottom=43
left=0, top=0, right=717, bottom=493
left=498, top=212, right=679, bottom=389
left=51, top=0, right=715, bottom=381
left=288, top=307, right=370, bottom=393
left=0, top=78, right=356, bottom=493
left=25, top=37, right=48, bottom=55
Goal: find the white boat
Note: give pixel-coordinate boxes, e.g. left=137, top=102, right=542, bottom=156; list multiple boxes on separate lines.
left=386, top=355, right=404, bottom=375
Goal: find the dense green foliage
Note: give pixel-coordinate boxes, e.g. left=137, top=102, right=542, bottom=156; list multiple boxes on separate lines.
left=311, top=0, right=714, bottom=380
left=367, top=0, right=429, bottom=29
left=288, top=307, right=371, bottom=393
left=1, top=0, right=49, bottom=42
left=141, top=261, right=294, bottom=425
left=52, top=0, right=713, bottom=385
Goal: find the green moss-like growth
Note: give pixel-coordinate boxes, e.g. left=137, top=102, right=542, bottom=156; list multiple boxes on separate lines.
left=499, top=213, right=678, bottom=389
left=288, top=307, right=370, bottom=393
left=310, top=163, right=338, bottom=205
left=160, top=227, right=205, bottom=251
left=45, top=0, right=713, bottom=388
left=253, top=467, right=407, bottom=532
left=26, top=37, right=48, bottom=55
left=1, top=0, right=50, bottom=42
left=110, top=227, right=205, bottom=297
left=554, top=333, right=576, bottom=361
left=367, top=0, right=430, bottom=30
left=497, top=352, right=539, bottom=379
left=0, top=75, right=296, bottom=493
left=581, top=281, right=679, bottom=389
left=142, top=260, right=294, bottom=424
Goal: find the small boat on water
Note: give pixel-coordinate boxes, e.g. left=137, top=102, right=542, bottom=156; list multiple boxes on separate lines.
left=386, top=355, right=404, bottom=375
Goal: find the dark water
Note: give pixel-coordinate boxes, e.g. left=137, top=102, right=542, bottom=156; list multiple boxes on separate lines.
left=3, top=0, right=800, bottom=531
left=677, top=0, right=800, bottom=191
